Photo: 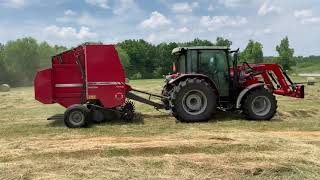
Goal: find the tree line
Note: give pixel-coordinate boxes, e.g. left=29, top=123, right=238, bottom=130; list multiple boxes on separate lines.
left=0, top=36, right=318, bottom=86
left=0, top=38, right=66, bottom=86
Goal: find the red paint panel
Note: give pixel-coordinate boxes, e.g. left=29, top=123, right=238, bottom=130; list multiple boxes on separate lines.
left=55, top=98, right=83, bottom=108
left=85, top=45, right=126, bottom=108
left=34, top=68, right=53, bottom=104
left=51, top=48, right=84, bottom=108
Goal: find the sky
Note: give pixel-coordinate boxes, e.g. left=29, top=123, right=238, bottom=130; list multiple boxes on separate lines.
left=0, top=0, right=320, bottom=56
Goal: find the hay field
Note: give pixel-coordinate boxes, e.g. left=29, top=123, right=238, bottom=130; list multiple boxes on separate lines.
left=0, top=79, right=319, bottom=179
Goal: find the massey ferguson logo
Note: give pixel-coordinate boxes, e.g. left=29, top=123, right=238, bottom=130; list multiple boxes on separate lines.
left=115, top=92, right=124, bottom=100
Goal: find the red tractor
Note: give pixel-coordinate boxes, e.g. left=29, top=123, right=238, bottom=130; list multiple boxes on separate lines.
left=161, top=47, right=304, bottom=122
left=34, top=44, right=304, bottom=128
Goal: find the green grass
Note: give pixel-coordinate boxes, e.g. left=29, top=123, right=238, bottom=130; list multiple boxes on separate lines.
left=0, top=79, right=319, bottom=179
left=295, top=61, right=320, bottom=73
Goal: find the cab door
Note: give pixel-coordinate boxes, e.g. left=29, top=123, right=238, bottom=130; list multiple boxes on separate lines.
left=198, top=50, right=229, bottom=97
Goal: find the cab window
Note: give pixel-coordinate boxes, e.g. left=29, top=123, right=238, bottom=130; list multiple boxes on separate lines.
left=199, top=50, right=229, bottom=96
left=177, top=54, right=186, bottom=73
left=190, top=50, right=198, bottom=73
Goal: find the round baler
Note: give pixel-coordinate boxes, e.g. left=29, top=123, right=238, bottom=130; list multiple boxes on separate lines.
left=35, top=44, right=138, bottom=128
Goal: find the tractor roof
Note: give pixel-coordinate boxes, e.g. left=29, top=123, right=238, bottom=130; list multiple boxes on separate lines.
left=172, top=46, right=229, bottom=55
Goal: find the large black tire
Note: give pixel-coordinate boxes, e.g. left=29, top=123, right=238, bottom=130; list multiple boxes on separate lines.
left=91, top=109, right=119, bottom=123
left=170, top=78, right=217, bottom=122
left=242, top=88, right=278, bottom=120
left=91, top=109, right=106, bottom=123
left=64, top=105, right=90, bottom=128
left=103, top=109, right=120, bottom=121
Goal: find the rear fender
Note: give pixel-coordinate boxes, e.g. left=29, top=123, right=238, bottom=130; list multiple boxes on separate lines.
left=168, top=74, right=219, bottom=95
left=236, top=83, right=266, bottom=109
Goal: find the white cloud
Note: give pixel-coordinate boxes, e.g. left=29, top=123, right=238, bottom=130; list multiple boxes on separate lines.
left=294, top=9, right=320, bottom=25
left=208, top=4, right=215, bottom=11
left=263, top=28, right=272, bottom=34
left=146, top=33, right=157, bottom=43
left=140, top=11, right=171, bottom=29
left=301, top=17, right=320, bottom=24
left=44, top=25, right=98, bottom=40
left=0, top=0, right=25, bottom=8
left=200, top=16, right=247, bottom=31
left=77, top=27, right=98, bottom=39
left=172, top=2, right=199, bottom=13
left=294, top=9, right=313, bottom=18
left=145, top=27, right=195, bottom=44
left=77, top=14, right=100, bottom=27
left=113, top=0, right=137, bottom=15
left=64, top=9, right=76, bottom=16
left=57, top=12, right=100, bottom=27
left=177, top=27, right=190, bottom=33
left=245, top=28, right=272, bottom=37
left=85, top=0, right=109, bottom=9
left=219, top=0, right=244, bottom=8
left=258, top=2, right=281, bottom=16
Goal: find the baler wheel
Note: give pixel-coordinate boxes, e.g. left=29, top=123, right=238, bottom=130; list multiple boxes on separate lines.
left=91, top=109, right=106, bottom=123
left=121, top=101, right=135, bottom=122
left=64, top=105, right=90, bottom=128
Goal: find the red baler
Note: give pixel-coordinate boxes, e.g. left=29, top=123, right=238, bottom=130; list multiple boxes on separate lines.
left=35, top=44, right=127, bottom=108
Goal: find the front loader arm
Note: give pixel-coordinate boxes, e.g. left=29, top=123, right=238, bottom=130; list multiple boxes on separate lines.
left=249, top=64, right=304, bottom=98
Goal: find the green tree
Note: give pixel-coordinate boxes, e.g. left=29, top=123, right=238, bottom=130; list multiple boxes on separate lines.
left=0, top=43, right=8, bottom=84
left=180, top=38, right=214, bottom=47
left=241, top=40, right=264, bottom=64
left=3, top=37, right=40, bottom=85
left=115, top=46, right=131, bottom=74
left=38, top=42, right=67, bottom=68
left=275, top=36, right=295, bottom=70
left=118, top=39, right=157, bottom=79
left=154, top=42, right=178, bottom=77
left=38, top=42, right=55, bottom=68
left=215, top=37, right=232, bottom=48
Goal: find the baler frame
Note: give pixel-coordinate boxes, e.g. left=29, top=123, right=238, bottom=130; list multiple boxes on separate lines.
left=126, top=88, right=167, bottom=110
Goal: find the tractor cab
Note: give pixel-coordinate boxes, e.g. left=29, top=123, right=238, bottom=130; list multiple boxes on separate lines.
left=171, top=46, right=237, bottom=97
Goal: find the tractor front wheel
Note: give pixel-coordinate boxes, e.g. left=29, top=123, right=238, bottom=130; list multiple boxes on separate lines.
left=242, top=89, right=278, bottom=120
left=64, top=105, right=90, bottom=128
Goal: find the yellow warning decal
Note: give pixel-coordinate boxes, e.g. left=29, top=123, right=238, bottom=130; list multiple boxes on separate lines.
left=88, top=95, right=97, bottom=100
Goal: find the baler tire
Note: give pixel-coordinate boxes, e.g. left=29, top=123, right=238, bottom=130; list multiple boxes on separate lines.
left=91, top=109, right=106, bottom=124
left=64, top=105, right=90, bottom=128
left=242, top=88, right=277, bottom=120
left=170, top=78, right=216, bottom=123
left=103, top=110, right=120, bottom=121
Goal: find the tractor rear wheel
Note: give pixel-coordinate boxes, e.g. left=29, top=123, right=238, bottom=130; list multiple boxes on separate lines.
left=161, top=84, right=172, bottom=110
left=64, top=105, right=90, bottom=128
left=242, top=88, right=277, bottom=120
left=170, top=78, right=216, bottom=122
